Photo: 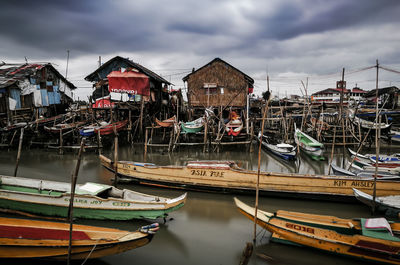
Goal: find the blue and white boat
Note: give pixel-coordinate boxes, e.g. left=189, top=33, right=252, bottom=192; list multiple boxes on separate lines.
left=259, top=133, right=296, bottom=160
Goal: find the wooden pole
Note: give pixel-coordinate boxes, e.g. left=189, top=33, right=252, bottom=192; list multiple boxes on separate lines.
left=144, top=127, right=148, bottom=157
left=139, top=95, right=144, bottom=137
left=13, top=127, right=24, bottom=177
left=59, top=128, right=63, bottom=155
left=67, top=138, right=85, bottom=265
left=340, top=68, right=346, bottom=167
left=327, top=126, right=337, bottom=175
left=254, top=96, right=271, bottom=242
left=373, top=60, right=379, bottom=214
left=203, top=117, right=208, bottom=153
left=113, top=125, right=118, bottom=187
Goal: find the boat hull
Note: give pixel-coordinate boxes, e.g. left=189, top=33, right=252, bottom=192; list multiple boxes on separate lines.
left=0, top=217, right=153, bottom=260
left=100, top=155, right=400, bottom=200
left=0, top=176, right=186, bottom=220
left=235, top=198, right=400, bottom=265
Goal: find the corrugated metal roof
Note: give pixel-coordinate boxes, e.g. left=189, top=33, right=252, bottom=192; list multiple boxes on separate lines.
left=85, top=56, right=172, bottom=85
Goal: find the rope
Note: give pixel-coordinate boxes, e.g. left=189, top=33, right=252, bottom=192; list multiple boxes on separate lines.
left=80, top=241, right=99, bottom=265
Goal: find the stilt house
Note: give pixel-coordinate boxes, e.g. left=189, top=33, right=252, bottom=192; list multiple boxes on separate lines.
left=0, top=63, right=76, bottom=125
left=182, top=58, right=254, bottom=109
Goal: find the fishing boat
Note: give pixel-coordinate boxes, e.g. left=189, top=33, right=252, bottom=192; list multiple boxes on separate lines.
left=225, top=111, right=243, bottom=136
left=259, top=133, right=296, bottom=160
left=29, top=113, right=69, bottom=129
left=348, top=148, right=400, bottom=163
left=181, top=117, right=204, bottom=133
left=234, top=198, right=400, bottom=265
left=0, top=122, right=27, bottom=133
left=331, top=163, right=400, bottom=180
left=99, top=154, right=400, bottom=200
left=310, top=117, right=329, bottom=131
left=44, top=121, right=86, bottom=134
left=0, top=216, right=157, bottom=260
left=353, top=188, right=400, bottom=217
left=352, top=115, right=392, bottom=134
left=0, top=175, right=186, bottom=220
left=94, top=120, right=128, bottom=136
left=294, top=128, right=324, bottom=160
left=155, top=116, right=176, bottom=128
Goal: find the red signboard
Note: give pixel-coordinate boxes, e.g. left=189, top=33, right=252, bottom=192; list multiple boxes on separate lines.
left=107, top=70, right=150, bottom=96
left=92, top=96, right=115, bottom=108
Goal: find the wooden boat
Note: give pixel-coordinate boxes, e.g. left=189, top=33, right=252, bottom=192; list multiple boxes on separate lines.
left=181, top=117, right=204, bottom=133
left=44, top=121, right=86, bottom=134
left=310, top=117, right=329, bottom=131
left=259, top=133, right=296, bottom=160
left=353, top=188, right=400, bottom=217
left=234, top=198, right=400, bottom=265
left=331, top=163, right=400, bottom=180
left=99, top=154, right=400, bottom=200
left=225, top=120, right=243, bottom=136
left=294, top=128, right=324, bottom=160
left=94, top=120, right=128, bottom=136
left=29, top=113, right=69, bottom=128
left=0, top=216, right=156, bottom=260
left=225, top=111, right=243, bottom=136
left=0, top=122, right=27, bottom=133
left=0, top=175, right=186, bottom=220
left=352, top=115, right=392, bottom=134
left=348, top=148, right=400, bottom=163
left=155, top=116, right=176, bottom=128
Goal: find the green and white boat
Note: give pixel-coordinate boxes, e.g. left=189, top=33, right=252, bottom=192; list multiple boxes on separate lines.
left=181, top=117, right=204, bottom=134
left=0, top=175, right=186, bottom=220
left=294, top=128, right=325, bottom=160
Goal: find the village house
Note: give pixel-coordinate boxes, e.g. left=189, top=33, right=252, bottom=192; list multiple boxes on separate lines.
left=0, top=63, right=76, bottom=126
left=311, top=81, right=367, bottom=103
left=84, top=56, right=172, bottom=113
left=182, top=57, right=254, bottom=132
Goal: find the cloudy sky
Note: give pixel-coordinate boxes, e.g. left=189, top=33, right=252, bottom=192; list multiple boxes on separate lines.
left=1, top=0, right=400, bottom=100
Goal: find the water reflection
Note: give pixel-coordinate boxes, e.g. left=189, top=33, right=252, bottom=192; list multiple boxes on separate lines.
left=0, top=144, right=389, bottom=265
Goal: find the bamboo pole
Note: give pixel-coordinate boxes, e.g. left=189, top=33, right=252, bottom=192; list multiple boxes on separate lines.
left=254, top=96, right=271, bottom=242
left=327, top=126, right=337, bottom=175
left=113, top=125, right=118, bottom=187
left=13, top=127, right=24, bottom=177
left=67, top=138, right=85, bottom=265
left=59, top=128, right=63, bottom=155
left=373, top=60, right=379, bottom=214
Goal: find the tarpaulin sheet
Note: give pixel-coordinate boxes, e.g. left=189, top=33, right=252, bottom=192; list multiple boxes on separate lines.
left=92, top=96, right=115, bottom=109
left=107, top=71, right=150, bottom=96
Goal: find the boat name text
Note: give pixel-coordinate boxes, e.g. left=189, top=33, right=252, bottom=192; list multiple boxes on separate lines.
left=191, top=170, right=224, bottom=177
left=333, top=180, right=374, bottom=188
left=286, top=223, right=315, bottom=234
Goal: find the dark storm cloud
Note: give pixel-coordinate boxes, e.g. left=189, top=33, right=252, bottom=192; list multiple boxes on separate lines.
left=1, top=0, right=399, bottom=59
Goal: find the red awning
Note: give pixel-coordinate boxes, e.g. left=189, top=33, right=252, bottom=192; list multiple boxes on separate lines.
left=107, top=71, right=150, bottom=96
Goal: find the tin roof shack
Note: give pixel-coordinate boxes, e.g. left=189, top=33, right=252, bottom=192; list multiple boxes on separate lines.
left=364, top=86, right=399, bottom=109
left=85, top=56, right=171, bottom=115
left=0, top=63, right=76, bottom=126
left=183, top=58, right=254, bottom=110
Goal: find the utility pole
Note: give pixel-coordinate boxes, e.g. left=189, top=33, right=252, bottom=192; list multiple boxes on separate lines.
left=65, top=50, right=70, bottom=79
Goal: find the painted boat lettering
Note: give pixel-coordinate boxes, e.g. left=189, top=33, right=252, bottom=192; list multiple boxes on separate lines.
left=286, top=222, right=315, bottom=234
left=64, top=198, right=88, bottom=204
left=190, top=170, right=224, bottom=177
left=112, top=202, right=131, bottom=207
left=333, top=180, right=374, bottom=188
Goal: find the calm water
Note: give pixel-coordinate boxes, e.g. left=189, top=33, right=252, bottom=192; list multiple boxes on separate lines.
left=0, top=144, right=396, bottom=265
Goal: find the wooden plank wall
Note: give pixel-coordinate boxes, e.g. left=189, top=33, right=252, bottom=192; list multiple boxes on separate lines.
left=187, top=61, right=247, bottom=107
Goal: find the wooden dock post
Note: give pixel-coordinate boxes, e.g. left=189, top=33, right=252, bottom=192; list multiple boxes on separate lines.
left=67, top=138, right=85, bottom=265
left=203, top=118, right=208, bottom=153
left=113, top=126, right=118, bottom=187
left=144, top=127, right=148, bottom=157
left=13, top=127, right=24, bottom=177
left=59, top=129, right=64, bottom=155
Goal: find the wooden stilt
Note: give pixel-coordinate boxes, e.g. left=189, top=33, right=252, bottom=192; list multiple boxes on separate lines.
left=13, top=127, right=24, bottom=177
left=67, top=138, right=85, bottom=265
